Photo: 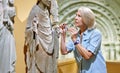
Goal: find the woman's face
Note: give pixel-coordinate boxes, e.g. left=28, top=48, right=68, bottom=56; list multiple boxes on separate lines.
left=74, top=10, right=84, bottom=28
left=41, top=0, right=51, bottom=7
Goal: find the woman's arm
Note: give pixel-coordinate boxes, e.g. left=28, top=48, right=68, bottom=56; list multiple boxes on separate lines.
left=70, top=28, right=93, bottom=60
left=74, top=43, right=93, bottom=60
left=60, top=34, right=68, bottom=55
left=60, top=24, right=69, bottom=55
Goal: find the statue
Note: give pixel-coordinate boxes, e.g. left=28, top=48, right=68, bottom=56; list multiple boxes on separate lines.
left=24, top=0, right=59, bottom=73
left=0, top=0, right=16, bottom=73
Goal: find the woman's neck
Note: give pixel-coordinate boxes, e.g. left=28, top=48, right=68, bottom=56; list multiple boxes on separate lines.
left=80, top=26, right=87, bottom=35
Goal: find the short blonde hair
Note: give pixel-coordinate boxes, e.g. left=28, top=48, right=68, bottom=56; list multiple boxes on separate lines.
left=78, top=7, right=95, bottom=29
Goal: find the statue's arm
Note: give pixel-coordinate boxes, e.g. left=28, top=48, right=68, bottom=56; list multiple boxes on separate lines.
left=25, top=6, right=38, bottom=45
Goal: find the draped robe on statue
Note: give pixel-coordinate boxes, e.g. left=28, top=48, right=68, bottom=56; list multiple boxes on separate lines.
left=24, top=5, right=59, bottom=73
left=0, top=0, right=16, bottom=73
left=0, top=23, right=16, bottom=73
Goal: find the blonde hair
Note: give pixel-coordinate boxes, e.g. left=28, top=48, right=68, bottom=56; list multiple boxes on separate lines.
left=78, top=7, right=95, bottom=29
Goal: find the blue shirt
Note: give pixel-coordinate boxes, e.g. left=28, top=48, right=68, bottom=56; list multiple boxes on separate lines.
left=66, top=28, right=107, bottom=73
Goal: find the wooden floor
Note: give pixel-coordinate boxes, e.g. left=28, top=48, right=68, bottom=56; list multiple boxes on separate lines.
left=106, top=61, right=120, bottom=73
left=58, top=58, right=120, bottom=73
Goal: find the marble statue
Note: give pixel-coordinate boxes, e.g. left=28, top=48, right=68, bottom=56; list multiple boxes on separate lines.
left=0, top=0, right=16, bottom=73
left=24, top=0, right=59, bottom=73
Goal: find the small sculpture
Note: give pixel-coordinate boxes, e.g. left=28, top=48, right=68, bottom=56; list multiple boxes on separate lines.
left=0, top=0, right=16, bottom=73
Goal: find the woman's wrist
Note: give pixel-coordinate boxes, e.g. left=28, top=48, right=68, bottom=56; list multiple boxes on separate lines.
left=73, top=39, right=79, bottom=45
left=71, top=36, right=77, bottom=42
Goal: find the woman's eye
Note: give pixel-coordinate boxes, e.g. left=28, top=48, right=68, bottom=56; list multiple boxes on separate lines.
left=76, top=14, right=81, bottom=17
left=78, top=15, right=81, bottom=17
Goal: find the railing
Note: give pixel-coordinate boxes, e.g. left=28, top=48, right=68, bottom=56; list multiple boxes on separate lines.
left=58, top=58, right=120, bottom=73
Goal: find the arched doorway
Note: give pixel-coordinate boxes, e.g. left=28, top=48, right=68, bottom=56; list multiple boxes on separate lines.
left=58, top=0, right=120, bottom=61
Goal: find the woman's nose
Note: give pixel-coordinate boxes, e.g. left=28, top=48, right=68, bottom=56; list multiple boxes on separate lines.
left=75, top=16, right=78, bottom=20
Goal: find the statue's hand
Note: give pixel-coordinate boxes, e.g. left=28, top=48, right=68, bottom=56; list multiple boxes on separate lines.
left=3, top=18, right=14, bottom=31
left=32, top=16, right=39, bottom=34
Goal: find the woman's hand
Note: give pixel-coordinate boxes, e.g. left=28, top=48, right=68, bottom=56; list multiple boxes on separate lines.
left=68, top=27, right=78, bottom=42
left=59, top=23, right=67, bottom=37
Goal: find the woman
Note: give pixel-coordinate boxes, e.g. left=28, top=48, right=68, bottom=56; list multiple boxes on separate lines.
left=60, top=7, right=107, bottom=73
left=24, top=0, right=59, bottom=73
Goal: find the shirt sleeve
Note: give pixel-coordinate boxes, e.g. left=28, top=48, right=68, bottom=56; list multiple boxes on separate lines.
left=87, top=30, right=102, bottom=55
left=66, top=39, right=75, bottom=52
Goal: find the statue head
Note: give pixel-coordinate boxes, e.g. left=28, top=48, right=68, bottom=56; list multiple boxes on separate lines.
left=3, top=0, right=16, bottom=25
left=37, top=0, right=51, bottom=7
left=42, top=0, right=51, bottom=7
left=8, top=0, right=14, bottom=5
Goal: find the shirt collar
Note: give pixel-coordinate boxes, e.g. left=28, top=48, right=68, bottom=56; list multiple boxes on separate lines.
left=82, top=28, right=94, bottom=36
